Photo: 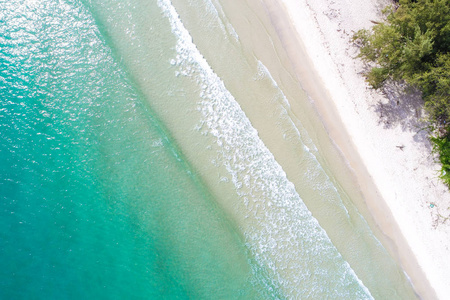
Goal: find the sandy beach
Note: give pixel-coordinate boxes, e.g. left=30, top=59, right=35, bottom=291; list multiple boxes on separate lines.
left=154, top=0, right=450, bottom=296
left=251, top=0, right=450, bottom=298
left=8, top=0, right=450, bottom=297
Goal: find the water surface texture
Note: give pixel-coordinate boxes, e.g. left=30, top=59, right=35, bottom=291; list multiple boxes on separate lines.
left=0, top=1, right=272, bottom=298
left=1, top=0, right=416, bottom=299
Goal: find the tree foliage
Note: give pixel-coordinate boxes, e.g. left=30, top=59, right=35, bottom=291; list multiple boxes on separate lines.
left=353, top=0, right=450, bottom=186
left=431, top=134, right=450, bottom=185
left=353, top=0, right=450, bottom=124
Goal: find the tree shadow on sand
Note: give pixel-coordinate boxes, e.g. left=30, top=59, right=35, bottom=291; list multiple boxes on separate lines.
left=372, top=80, right=432, bottom=149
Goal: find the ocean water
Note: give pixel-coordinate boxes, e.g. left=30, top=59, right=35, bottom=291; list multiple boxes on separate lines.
left=1, top=0, right=417, bottom=299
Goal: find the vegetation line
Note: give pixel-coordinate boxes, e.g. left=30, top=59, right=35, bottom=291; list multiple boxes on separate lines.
left=352, top=0, right=450, bottom=186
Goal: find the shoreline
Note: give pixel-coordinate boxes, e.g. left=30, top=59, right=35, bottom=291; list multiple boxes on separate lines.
left=261, top=0, right=450, bottom=298
left=169, top=0, right=448, bottom=297
left=257, top=0, right=432, bottom=297
left=166, top=0, right=418, bottom=296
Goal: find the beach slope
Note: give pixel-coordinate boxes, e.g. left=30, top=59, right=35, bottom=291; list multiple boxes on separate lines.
left=266, top=0, right=450, bottom=298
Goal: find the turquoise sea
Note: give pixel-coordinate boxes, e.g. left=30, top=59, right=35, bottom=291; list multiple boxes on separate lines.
left=1, top=0, right=418, bottom=298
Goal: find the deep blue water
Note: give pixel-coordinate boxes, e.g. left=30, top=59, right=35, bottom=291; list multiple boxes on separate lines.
left=0, top=0, right=272, bottom=298
left=1, top=0, right=420, bottom=298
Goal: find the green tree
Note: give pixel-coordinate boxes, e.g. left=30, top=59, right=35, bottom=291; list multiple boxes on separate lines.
left=353, top=0, right=450, bottom=185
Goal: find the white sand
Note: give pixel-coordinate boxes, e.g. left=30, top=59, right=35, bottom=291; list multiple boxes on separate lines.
left=264, top=0, right=450, bottom=298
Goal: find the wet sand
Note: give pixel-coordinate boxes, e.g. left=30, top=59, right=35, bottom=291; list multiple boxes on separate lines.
left=248, top=0, right=450, bottom=298
left=168, top=0, right=449, bottom=297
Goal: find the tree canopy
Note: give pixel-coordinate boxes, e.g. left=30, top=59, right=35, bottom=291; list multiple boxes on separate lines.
left=353, top=0, right=450, bottom=185
left=354, top=0, right=450, bottom=124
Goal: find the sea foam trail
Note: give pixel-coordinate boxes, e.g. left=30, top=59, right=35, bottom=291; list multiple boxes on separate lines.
left=158, top=0, right=373, bottom=298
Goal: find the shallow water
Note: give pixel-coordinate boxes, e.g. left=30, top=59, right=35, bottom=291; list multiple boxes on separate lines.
left=1, top=0, right=417, bottom=298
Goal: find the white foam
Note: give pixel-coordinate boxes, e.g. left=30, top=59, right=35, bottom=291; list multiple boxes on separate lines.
left=158, top=0, right=372, bottom=298
left=255, top=60, right=350, bottom=213
left=207, top=0, right=239, bottom=42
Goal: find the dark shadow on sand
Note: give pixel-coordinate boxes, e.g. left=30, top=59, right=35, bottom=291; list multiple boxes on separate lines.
left=371, top=81, right=432, bottom=150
